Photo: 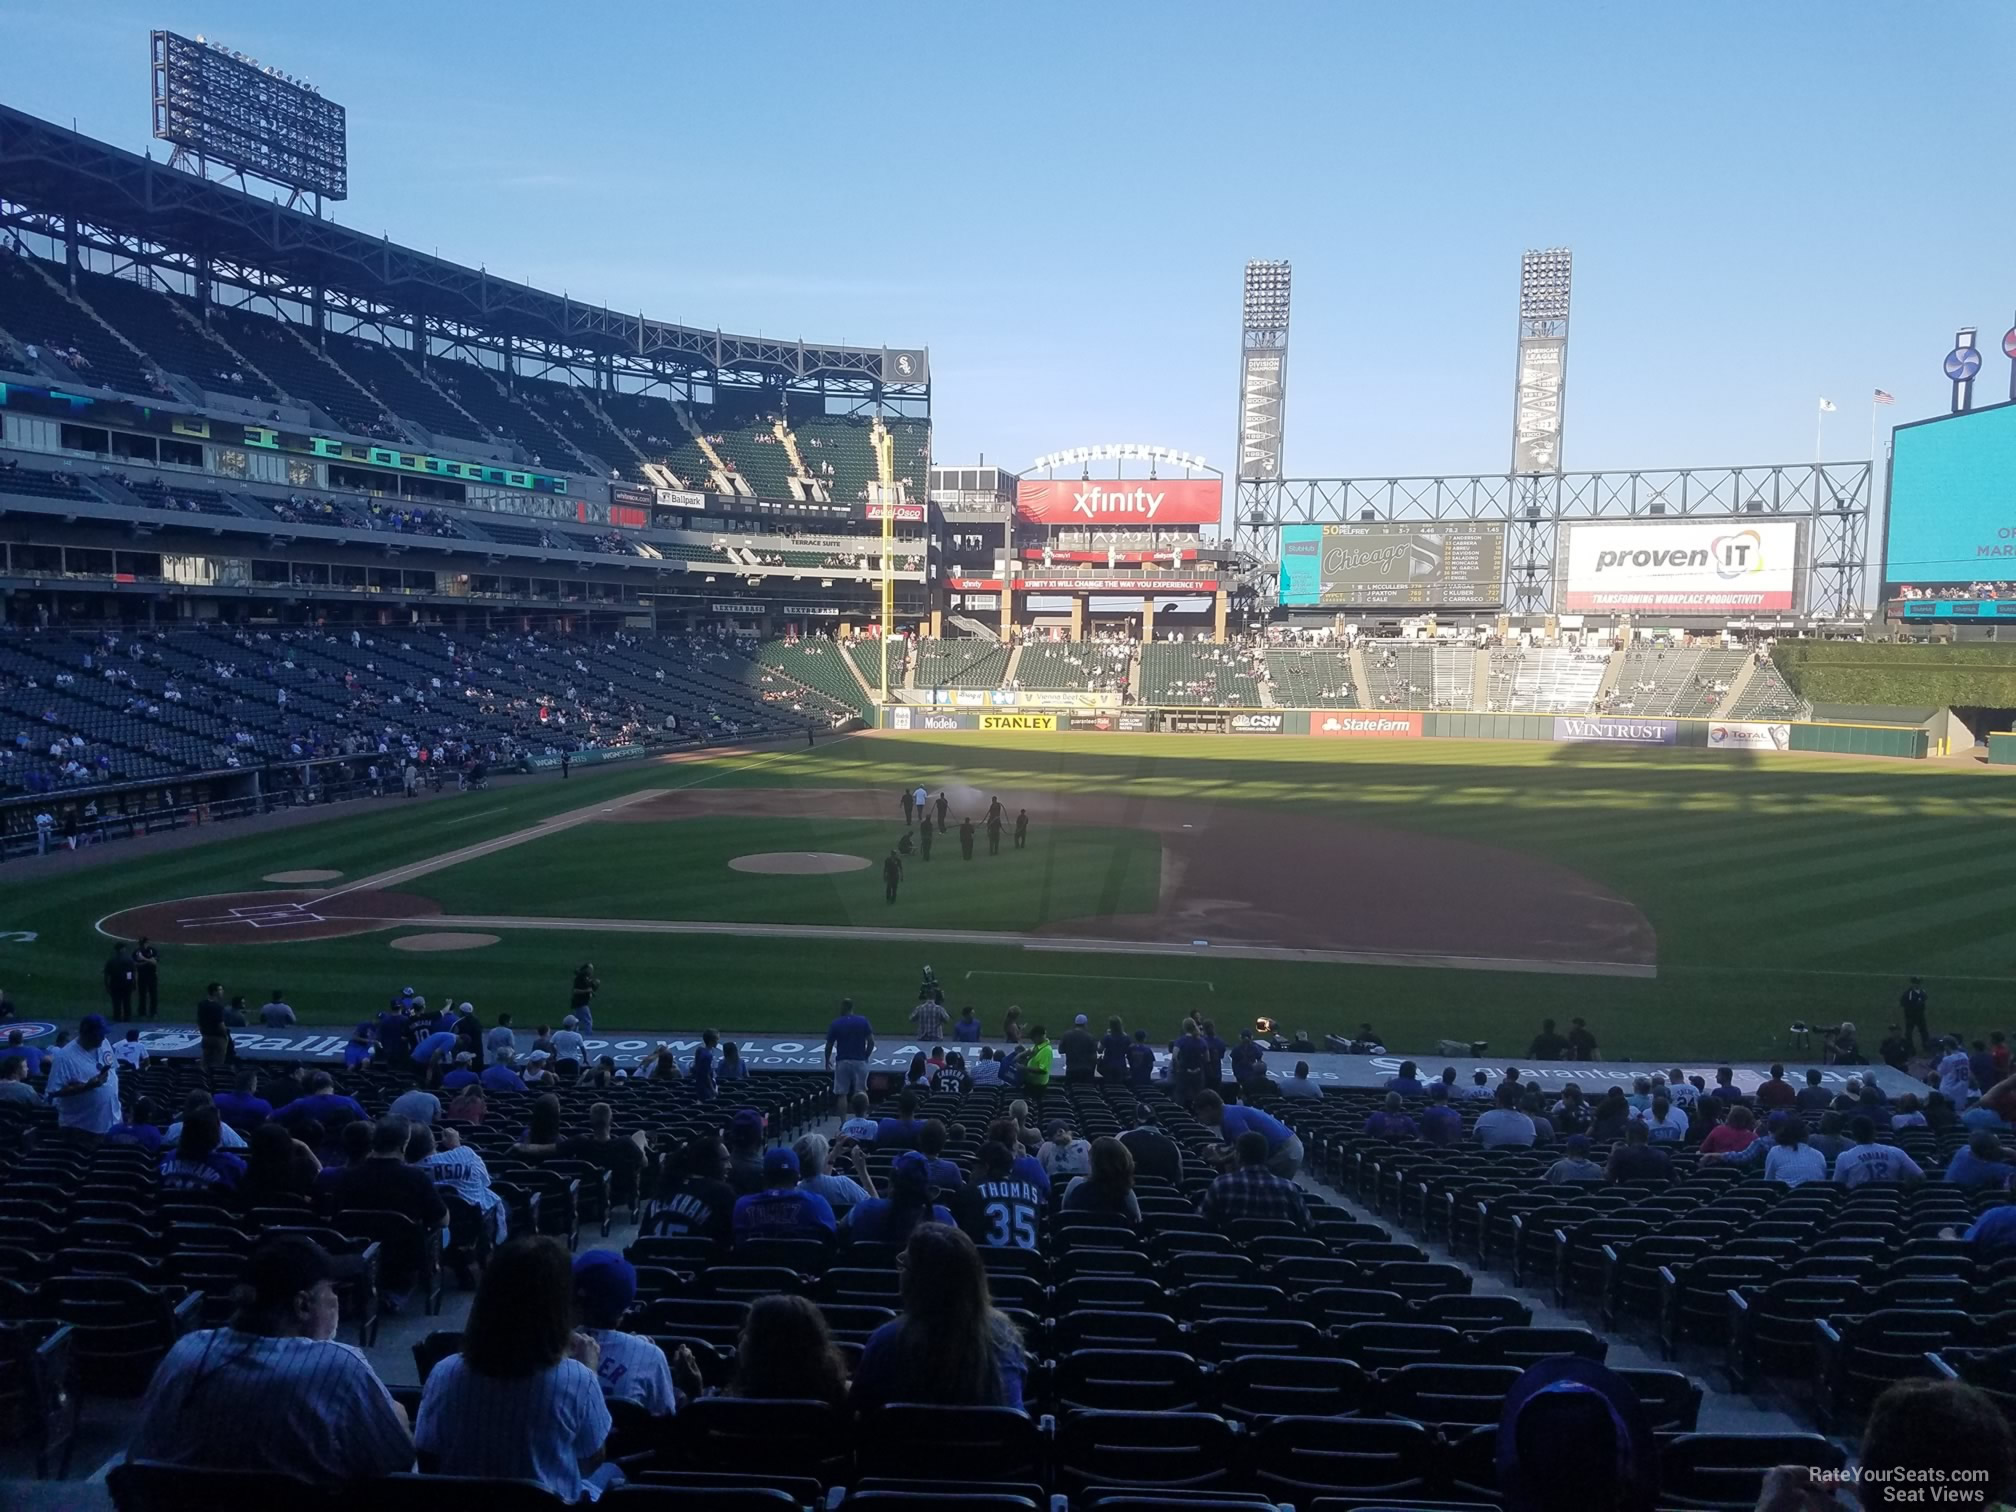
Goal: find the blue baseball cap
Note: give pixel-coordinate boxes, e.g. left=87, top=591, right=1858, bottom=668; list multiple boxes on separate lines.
left=763, top=1146, right=800, bottom=1176
left=890, top=1150, right=932, bottom=1190
left=571, top=1250, right=637, bottom=1326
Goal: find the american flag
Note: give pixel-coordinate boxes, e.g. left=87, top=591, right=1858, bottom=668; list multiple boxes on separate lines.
left=1873, top=389, right=1895, bottom=405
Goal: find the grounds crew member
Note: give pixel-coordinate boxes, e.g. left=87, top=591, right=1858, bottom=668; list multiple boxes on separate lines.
left=1014, top=809, right=1029, bottom=849
left=1901, top=976, right=1930, bottom=1055
left=987, top=795, right=1004, bottom=827
left=919, top=818, right=934, bottom=861
left=935, top=792, right=949, bottom=832
left=959, top=818, right=976, bottom=860
left=901, top=787, right=915, bottom=825
left=883, top=848, right=903, bottom=904
left=986, top=806, right=1004, bottom=856
left=912, top=784, right=928, bottom=822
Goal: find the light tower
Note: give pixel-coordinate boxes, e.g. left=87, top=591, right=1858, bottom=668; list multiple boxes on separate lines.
left=1237, top=260, right=1292, bottom=483
left=1511, top=247, right=1572, bottom=475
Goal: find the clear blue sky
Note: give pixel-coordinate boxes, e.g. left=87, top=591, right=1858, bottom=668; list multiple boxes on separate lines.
left=4, top=2, right=2012, bottom=486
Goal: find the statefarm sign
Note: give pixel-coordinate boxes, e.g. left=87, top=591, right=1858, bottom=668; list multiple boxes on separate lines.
left=1016, top=477, right=1223, bottom=527
left=1312, top=711, right=1423, bottom=738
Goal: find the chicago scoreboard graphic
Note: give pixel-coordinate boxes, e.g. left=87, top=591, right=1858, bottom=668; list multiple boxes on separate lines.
left=1278, top=523, right=1507, bottom=609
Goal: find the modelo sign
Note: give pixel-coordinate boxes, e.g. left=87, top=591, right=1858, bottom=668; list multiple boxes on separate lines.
left=1554, top=716, right=1678, bottom=745
left=1560, top=521, right=1801, bottom=613
left=1313, top=712, right=1423, bottom=738
left=1016, top=477, right=1223, bottom=527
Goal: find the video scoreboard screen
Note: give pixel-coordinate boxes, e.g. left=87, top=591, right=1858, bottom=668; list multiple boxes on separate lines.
left=1278, top=522, right=1506, bottom=609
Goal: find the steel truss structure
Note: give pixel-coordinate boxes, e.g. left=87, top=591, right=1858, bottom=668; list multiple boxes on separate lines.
left=1235, top=461, right=1872, bottom=618
left=0, top=104, right=928, bottom=415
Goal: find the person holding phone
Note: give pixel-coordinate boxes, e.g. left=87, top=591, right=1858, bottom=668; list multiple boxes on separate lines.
left=45, top=1013, right=121, bottom=1136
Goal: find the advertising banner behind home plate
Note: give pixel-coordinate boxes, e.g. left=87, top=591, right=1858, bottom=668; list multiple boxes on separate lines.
left=1708, top=721, right=1792, bottom=751
left=1559, top=520, right=1803, bottom=614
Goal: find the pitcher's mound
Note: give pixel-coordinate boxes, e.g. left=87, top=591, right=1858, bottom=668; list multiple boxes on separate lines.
left=730, top=852, right=872, bottom=875
left=391, top=932, right=501, bottom=952
left=263, top=869, right=343, bottom=884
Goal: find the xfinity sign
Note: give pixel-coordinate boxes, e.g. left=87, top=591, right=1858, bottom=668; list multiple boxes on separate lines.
left=1016, top=477, right=1222, bottom=528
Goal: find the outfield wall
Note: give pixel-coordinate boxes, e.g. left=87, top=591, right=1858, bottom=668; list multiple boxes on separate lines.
left=879, top=705, right=1929, bottom=758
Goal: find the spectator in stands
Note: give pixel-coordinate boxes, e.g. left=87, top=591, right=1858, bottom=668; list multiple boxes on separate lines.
left=825, top=997, right=875, bottom=1113
left=1939, top=1037, right=1978, bottom=1105
left=838, top=1093, right=879, bottom=1143
left=1698, top=1104, right=1758, bottom=1156
left=550, top=1017, right=586, bottom=1071
left=1040, top=1121, right=1092, bottom=1179
left=571, top=1250, right=676, bottom=1415
left=1945, top=1130, right=2016, bottom=1190
left=0, top=1055, right=34, bottom=1106
left=512, top=1094, right=565, bottom=1158
left=719, top=1041, right=747, bottom=1084
left=1363, top=1092, right=1418, bottom=1139
left=214, top=1068, right=273, bottom=1133
left=1495, top=1356, right=1657, bottom=1512
left=725, top=1294, right=851, bottom=1409
left=1473, top=1083, right=1538, bottom=1148
left=1634, top=1092, right=1689, bottom=1145
left=1848, top=1379, right=2016, bottom=1510
left=1544, top=1134, right=1605, bottom=1183
left=1795, top=1068, right=1835, bottom=1114
left=1418, top=1084, right=1464, bottom=1146
left=1463, top=1069, right=1495, bottom=1101
left=1192, top=1089, right=1305, bottom=1175
left=415, top=1236, right=615, bottom=1500
left=734, top=1147, right=836, bottom=1241
left=1202, top=1131, right=1310, bottom=1229
left=1891, top=1093, right=1930, bottom=1131
left=1279, top=1061, right=1323, bottom=1100
left=642, top=1137, right=736, bottom=1243
left=1833, top=1117, right=1927, bottom=1186
left=160, top=1107, right=246, bottom=1193
left=1056, top=1013, right=1098, bottom=1082
left=258, top=989, right=296, bottom=1028
left=275, top=1071, right=367, bottom=1135
left=1604, top=1122, right=1672, bottom=1183
left=852, top=1223, right=1026, bottom=1411
left=1763, top=1117, right=1827, bottom=1185
left=1063, top=1136, right=1141, bottom=1223
left=329, top=1117, right=447, bottom=1306
left=1119, top=1105, right=1183, bottom=1185
left=725, top=1108, right=769, bottom=1193
left=387, top=1082, right=441, bottom=1127
left=559, top=1101, right=648, bottom=1203
left=953, top=1006, right=982, bottom=1042
left=1127, top=1030, right=1157, bottom=1088
left=876, top=1089, right=928, bottom=1148
left=480, top=1050, right=527, bottom=1095
left=1749, top=1064, right=1798, bottom=1112
left=1386, top=1060, right=1425, bottom=1096
left=45, top=1012, right=119, bottom=1136
left=241, top=1120, right=321, bottom=1203
left=1806, top=1110, right=1852, bottom=1164
left=1588, top=1087, right=1632, bottom=1142
left=126, top=1235, right=411, bottom=1480
left=916, top=1120, right=963, bottom=1192
left=847, top=1150, right=955, bottom=1244
left=795, top=1132, right=877, bottom=1210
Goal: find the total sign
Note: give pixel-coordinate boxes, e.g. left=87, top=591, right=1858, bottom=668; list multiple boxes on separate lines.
left=1016, top=477, right=1223, bottom=527
left=1561, top=521, right=1801, bottom=613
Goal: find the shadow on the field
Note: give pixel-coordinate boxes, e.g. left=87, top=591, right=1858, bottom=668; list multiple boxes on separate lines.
left=1544, top=741, right=1761, bottom=770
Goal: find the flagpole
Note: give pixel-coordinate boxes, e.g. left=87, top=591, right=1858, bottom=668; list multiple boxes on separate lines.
left=1814, top=404, right=1823, bottom=465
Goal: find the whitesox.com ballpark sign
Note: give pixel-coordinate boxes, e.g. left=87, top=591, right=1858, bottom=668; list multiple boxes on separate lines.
left=1560, top=521, right=1801, bottom=613
left=1016, top=478, right=1223, bottom=527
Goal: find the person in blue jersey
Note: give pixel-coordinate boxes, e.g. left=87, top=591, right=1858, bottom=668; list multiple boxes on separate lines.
left=1099, top=1017, right=1132, bottom=1081
left=690, top=1029, right=719, bottom=1100
left=731, top=1147, right=836, bottom=1243
left=343, top=1023, right=377, bottom=1071
left=823, top=998, right=875, bottom=1114
left=845, top=1151, right=954, bottom=1246
left=571, top=1251, right=678, bottom=1416
left=1170, top=1019, right=1207, bottom=1102
left=1126, top=1030, right=1157, bottom=1089
left=851, top=1222, right=1026, bottom=1412
left=956, top=1141, right=1045, bottom=1252
left=875, top=1089, right=928, bottom=1148
left=415, top=1236, right=616, bottom=1501
left=1191, top=1089, right=1304, bottom=1176
left=410, top=1025, right=460, bottom=1080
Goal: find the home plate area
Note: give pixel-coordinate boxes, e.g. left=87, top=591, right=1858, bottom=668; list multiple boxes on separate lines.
left=102, top=889, right=442, bottom=945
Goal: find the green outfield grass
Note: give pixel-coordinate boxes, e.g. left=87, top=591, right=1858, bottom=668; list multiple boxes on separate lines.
left=2, top=732, right=2012, bottom=1060
left=419, top=816, right=1162, bottom=930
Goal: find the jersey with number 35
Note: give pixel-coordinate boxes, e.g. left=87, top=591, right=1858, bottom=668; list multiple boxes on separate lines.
left=964, top=1178, right=1043, bottom=1251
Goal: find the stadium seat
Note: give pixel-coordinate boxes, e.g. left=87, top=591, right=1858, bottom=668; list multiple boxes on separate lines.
left=1055, top=1408, right=1240, bottom=1494
left=108, top=1462, right=334, bottom=1512
left=366, top=1473, right=568, bottom=1510
left=856, top=1405, right=1045, bottom=1482
left=672, top=1397, right=853, bottom=1483
left=1212, top=1352, right=1370, bottom=1421
left=1051, top=1349, right=1208, bottom=1413
left=1377, top=1362, right=1524, bottom=1426
left=1248, top=1415, right=1437, bottom=1500
left=1658, top=1433, right=1847, bottom=1510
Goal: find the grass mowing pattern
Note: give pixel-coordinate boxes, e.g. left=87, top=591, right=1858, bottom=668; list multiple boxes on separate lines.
left=3, top=733, right=2012, bottom=1060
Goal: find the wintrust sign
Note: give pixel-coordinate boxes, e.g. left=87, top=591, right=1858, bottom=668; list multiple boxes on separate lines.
left=1553, top=716, right=1678, bottom=746
left=1016, top=477, right=1223, bottom=527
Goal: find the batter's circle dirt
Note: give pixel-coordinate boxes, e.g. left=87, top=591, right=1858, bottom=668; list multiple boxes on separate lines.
left=618, top=786, right=1656, bottom=967
left=729, top=852, right=872, bottom=875
left=101, top=888, right=443, bottom=946
left=390, top=932, right=502, bottom=952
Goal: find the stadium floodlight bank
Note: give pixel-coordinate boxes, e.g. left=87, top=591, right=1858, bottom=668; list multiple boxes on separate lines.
left=1238, top=260, right=1292, bottom=482
left=1512, top=247, right=1572, bottom=476
left=150, top=31, right=347, bottom=209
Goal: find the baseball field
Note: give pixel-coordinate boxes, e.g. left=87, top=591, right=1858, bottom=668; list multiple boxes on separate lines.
left=5, top=730, right=2013, bottom=1060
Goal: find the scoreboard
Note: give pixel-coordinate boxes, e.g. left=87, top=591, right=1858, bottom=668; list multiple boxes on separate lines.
left=1279, top=523, right=1506, bottom=609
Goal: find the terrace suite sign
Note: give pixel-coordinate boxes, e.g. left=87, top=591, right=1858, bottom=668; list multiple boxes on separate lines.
left=1016, top=477, right=1223, bottom=527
